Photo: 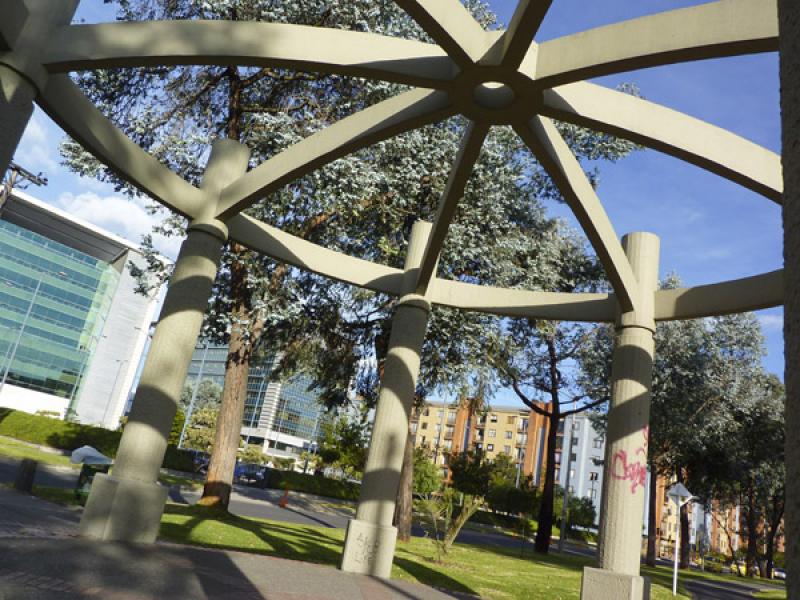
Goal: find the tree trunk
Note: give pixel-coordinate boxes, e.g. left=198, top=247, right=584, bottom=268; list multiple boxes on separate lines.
left=394, top=426, right=415, bottom=542
left=199, top=246, right=253, bottom=509
left=745, top=487, right=759, bottom=577
left=443, top=494, right=481, bottom=551
left=534, top=409, right=559, bottom=553
left=646, top=466, right=658, bottom=567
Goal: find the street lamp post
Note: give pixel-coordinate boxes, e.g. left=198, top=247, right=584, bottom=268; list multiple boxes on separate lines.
left=667, top=483, right=693, bottom=597
left=558, top=415, right=577, bottom=553
left=178, top=341, right=210, bottom=449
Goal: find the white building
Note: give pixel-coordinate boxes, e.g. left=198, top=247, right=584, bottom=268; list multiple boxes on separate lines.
left=0, top=189, right=163, bottom=428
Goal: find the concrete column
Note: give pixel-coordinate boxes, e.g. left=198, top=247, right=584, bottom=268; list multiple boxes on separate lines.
left=341, top=220, right=432, bottom=578
left=778, top=3, right=800, bottom=599
left=80, top=140, right=250, bottom=543
left=582, top=232, right=659, bottom=600
left=0, top=1, right=79, bottom=175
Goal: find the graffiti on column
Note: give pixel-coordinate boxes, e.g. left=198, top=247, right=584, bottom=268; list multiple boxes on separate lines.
left=610, top=427, right=649, bottom=494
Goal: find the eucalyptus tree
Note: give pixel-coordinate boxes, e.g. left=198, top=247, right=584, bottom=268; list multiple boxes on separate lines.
left=63, top=0, right=636, bottom=513
left=579, top=303, right=769, bottom=568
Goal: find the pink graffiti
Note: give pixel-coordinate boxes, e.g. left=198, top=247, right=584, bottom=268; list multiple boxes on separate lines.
left=610, top=447, right=647, bottom=494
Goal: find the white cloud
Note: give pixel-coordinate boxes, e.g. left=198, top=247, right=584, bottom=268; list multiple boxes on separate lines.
left=55, top=192, right=181, bottom=259
left=15, top=113, right=59, bottom=173
left=758, top=314, right=783, bottom=332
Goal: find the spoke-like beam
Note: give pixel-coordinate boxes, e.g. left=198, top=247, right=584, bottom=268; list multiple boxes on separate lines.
left=430, top=279, right=616, bottom=322
left=515, top=116, right=639, bottom=312
left=487, top=0, right=552, bottom=70
left=542, top=82, right=783, bottom=203
left=394, top=0, right=488, bottom=68
left=535, top=0, right=778, bottom=87
left=0, top=2, right=28, bottom=51
left=655, top=269, right=783, bottom=320
left=227, top=214, right=405, bottom=296
left=43, top=21, right=455, bottom=89
left=415, top=121, right=489, bottom=294
left=37, top=75, right=204, bottom=218
left=217, top=89, right=455, bottom=219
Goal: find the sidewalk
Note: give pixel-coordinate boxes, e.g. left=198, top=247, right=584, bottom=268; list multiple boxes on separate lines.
left=0, top=487, right=465, bottom=600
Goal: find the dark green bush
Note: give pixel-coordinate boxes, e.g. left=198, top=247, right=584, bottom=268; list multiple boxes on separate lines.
left=0, top=408, right=193, bottom=471
left=263, top=469, right=360, bottom=501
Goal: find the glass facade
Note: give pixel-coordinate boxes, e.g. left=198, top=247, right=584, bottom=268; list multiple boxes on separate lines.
left=186, top=343, right=323, bottom=442
left=0, top=219, right=119, bottom=400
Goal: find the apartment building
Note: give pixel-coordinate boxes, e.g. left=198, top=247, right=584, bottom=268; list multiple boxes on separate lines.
left=411, top=400, right=550, bottom=484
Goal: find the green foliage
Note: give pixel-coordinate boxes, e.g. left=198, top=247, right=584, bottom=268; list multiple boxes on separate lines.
left=238, top=443, right=266, bottom=465
left=163, top=445, right=196, bottom=472
left=262, top=469, right=359, bottom=501
left=448, top=450, right=494, bottom=498
left=412, top=447, right=443, bottom=495
left=486, top=483, right=538, bottom=516
left=182, top=406, right=219, bottom=453
left=317, top=415, right=368, bottom=477
left=169, top=408, right=185, bottom=446
left=180, top=379, right=222, bottom=412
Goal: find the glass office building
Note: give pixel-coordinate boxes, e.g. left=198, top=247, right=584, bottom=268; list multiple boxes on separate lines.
left=186, top=342, right=324, bottom=452
left=0, top=219, right=118, bottom=402
left=0, top=190, right=162, bottom=427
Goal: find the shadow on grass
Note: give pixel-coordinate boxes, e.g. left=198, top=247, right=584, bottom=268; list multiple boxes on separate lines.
left=161, top=504, right=478, bottom=597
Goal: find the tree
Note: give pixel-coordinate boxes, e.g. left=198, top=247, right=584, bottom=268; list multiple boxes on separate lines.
left=179, top=379, right=222, bottom=413
left=493, top=319, right=608, bottom=554
left=68, top=1, right=635, bottom=515
left=317, top=414, right=369, bottom=478
left=580, top=302, right=772, bottom=569
left=412, top=447, right=443, bottom=496
left=182, top=406, right=219, bottom=453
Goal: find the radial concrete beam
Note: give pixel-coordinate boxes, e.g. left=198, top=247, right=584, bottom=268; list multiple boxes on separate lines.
left=535, top=0, right=778, bottom=87
left=394, top=0, right=488, bottom=68
left=654, top=270, right=783, bottom=321
left=217, top=88, right=454, bottom=219
left=542, top=82, right=783, bottom=203
left=484, top=0, right=552, bottom=70
left=37, top=75, right=205, bottom=218
left=227, top=214, right=405, bottom=297
left=415, top=121, right=489, bottom=295
left=0, top=0, right=78, bottom=176
left=516, top=116, right=639, bottom=313
left=43, top=21, right=456, bottom=89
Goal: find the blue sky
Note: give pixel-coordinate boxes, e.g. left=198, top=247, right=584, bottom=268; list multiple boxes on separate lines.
left=12, top=1, right=784, bottom=394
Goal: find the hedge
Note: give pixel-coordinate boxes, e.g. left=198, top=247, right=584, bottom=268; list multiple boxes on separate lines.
left=263, top=469, right=360, bottom=501
left=0, top=408, right=194, bottom=472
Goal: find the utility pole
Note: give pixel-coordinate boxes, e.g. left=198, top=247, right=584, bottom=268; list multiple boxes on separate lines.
left=2, top=161, right=48, bottom=210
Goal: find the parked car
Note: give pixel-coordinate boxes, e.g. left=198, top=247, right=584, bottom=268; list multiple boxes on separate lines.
left=773, top=568, right=787, bottom=580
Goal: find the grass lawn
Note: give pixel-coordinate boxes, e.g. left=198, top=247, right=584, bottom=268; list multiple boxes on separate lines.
left=0, top=436, right=76, bottom=468
left=753, top=590, right=787, bottom=599
left=159, top=504, right=691, bottom=599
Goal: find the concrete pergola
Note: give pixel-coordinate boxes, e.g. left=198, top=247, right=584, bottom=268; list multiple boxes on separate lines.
left=0, top=1, right=795, bottom=599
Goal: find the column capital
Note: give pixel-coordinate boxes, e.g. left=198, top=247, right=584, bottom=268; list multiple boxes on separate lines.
left=397, top=293, right=432, bottom=313
left=616, top=232, right=660, bottom=333
left=188, top=218, right=229, bottom=243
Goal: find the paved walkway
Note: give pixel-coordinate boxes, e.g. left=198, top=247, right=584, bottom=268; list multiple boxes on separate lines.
left=685, top=578, right=786, bottom=600
left=0, top=487, right=466, bottom=600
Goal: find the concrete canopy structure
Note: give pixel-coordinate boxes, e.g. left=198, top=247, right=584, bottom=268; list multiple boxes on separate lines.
left=0, top=0, right=788, bottom=598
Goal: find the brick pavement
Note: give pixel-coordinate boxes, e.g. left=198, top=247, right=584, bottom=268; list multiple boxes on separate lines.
left=0, top=487, right=470, bottom=599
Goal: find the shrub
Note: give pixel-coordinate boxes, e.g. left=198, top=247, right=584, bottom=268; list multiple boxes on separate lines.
left=263, top=469, right=359, bottom=501
left=0, top=408, right=194, bottom=472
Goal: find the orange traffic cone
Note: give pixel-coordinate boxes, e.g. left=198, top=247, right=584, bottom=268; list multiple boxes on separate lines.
left=279, top=484, right=289, bottom=508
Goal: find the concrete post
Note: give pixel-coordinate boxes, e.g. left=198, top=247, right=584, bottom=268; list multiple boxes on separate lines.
left=340, top=220, right=433, bottom=578
left=0, top=1, right=79, bottom=175
left=79, top=140, right=250, bottom=543
left=778, top=3, right=800, bottom=598
left=582, top=232, right=660, bottom=600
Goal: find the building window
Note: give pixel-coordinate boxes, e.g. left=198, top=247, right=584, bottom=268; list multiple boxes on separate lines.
left=423, top=407, right=430, bottom=416
left=437, top=409, right=444, bottom=419
left=421, top=436, right=426, bottom=445
left=490, top=414, right=498, bottom=423
left=487, top=444, right=494, bottom=452
left=421, top=422, right=428, bottom=430
left=410, top=423, right=418, bottom=434
left=574, top=421, right=580, bottom=431
left=593, top=437, right=603, bottom=449
left=488, top=429, right=496, bottom=438
left=589, top=472, right=599, bottom=481
left=435, top=423, right=441, bottom=433
left=503, top=445, right=511, bottom=454
left=505, top=430, right=513, bottom=439
left=507, top=416, right=515, bottom=425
